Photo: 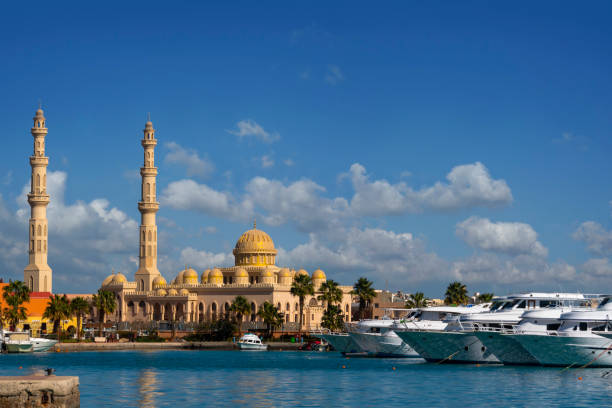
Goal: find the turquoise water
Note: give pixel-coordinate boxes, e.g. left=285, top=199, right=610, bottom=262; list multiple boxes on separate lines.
left=1, top=350, right=611, bottom=407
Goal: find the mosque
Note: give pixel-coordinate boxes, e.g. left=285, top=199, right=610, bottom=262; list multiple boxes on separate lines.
left=19, top=108, right=353, bottom=331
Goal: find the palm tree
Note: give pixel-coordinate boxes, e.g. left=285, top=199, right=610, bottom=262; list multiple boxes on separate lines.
left=3, top=280, right=30, bottom=307
left=405, top=292, right=429, bottom=308
left=229, top=295, right=251, bottom=337
left=445, top=281, right=469, bottom=305
left=321, top=305, right=345, bottom=332
left=290, top=274, right=314, bottom=334
left=4, top=306, right=27, bottom=331
left=257, top=301, right=284, bottom=339
left=70, top=297, right=90, bottom=342
left=476, top=293, right=494, bottom=304
left=352, top=277, right=376, bottom=320
left=43, top=294, right=71, bottom=342
left=317, top=280, right=343, bottom=311
left=92, top=289, right=117, bottom=337
left=2, top=280, right=31, bottom=330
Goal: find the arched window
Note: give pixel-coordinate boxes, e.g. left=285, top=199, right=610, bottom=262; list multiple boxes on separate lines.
left=286, top=302, right=290, bottom=311
left=43, top=174, right=46, bottom=189
left=148, top=231, right=152, bottom=241
left=37, top=225, right=42, bottom=236
left=142, top=231, right=145, bottom=241
left=295, top=302, right=299, bottom=311
left=139, top=301, right=146, bottom=315
left=250, top=302, right=256, bottom=321
left=277, top=302, right=281, bottom=310
left=43, top=276, right=47, bottom=292
left=31, top=225, right=34, bottom=236
left=36, top=174, right=40, bottom=188
left=345, top=304, right=349, bottom=313
left=28, top=276, right=33, bottom=291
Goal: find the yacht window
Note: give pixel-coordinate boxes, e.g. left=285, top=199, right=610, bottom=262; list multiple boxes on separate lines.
left=579, top=322, right=588, bottom=331
left=540, top=300, right=558, bottom=308
left=546, top=323, right=560, bottom=331
left=515, top=300, right=526, bottom=309
left=490, top=301, right=504, bottom=311
left=592, top=324, right=608, bottom=332
left=600, top=297, right=611, bottom=307
left=502, top=300, right=519, bottom=310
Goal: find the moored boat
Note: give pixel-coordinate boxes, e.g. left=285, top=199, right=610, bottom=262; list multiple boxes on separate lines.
left=4, top=332, right=33, bottom=353
left=237, top=333, right=268, bottom=351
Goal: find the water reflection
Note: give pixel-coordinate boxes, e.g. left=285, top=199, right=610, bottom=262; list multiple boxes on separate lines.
left=138, top=369, right=163, bottom=408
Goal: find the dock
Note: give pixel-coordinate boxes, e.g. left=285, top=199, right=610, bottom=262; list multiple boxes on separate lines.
left=0, top=375, right=79, bottom=408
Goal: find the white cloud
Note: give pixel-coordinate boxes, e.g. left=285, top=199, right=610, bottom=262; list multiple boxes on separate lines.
left=245, top=177, right=348, bottom=233
left=450, top=253, right=576, bottom=284
left=2, top=171, right=12, bottom=186
left=261, top=155, right=274, bottom=168
left=226, top=120, right=280, bottom=143
left=456, top=216, right=548, bottom=257
left=277, top=227, right=448, bottom=287
left=581, top=258, right=612, bottom=278
left=325, top=65, right=344, bottom=85
left=180, top=247, right=233, bottom=270
left=348, top=162, right=512, bottom=216
left=204, top=226, right=217, bottom=234
left=160, top=179, right=253, bottom=221
left=283, top=159, right=295, bottom=167
left=572, top=221, right=612, bottom=256
left=164, top=142, right=214, bottom=178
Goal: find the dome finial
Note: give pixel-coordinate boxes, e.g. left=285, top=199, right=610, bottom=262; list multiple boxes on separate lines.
left=253, top=219, right=256, bottom=229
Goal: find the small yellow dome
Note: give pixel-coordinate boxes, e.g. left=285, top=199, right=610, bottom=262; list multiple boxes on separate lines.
left=179, top=288, right=190, bottom=296
left=210, top=268, right=223, bottom=278
left=152, top=276, right=167, bottom=289
left=234, top=268, right=248, bottom=277
left=297, top=269, right=308, bottom=276
left=183, top=268, right=198, bottom=284
left=156, top=289, right=167, bottom=296
left=261, top=268, right=274, bottom=277
left=102, top=274, right=115, bottom=287
left=312, top=269, right=326, bottom=279
left=175, top=270, right=185, bottom=285
left=279, top=268, right=291, bottom=277
left=201, top=269, right=210, bottom=283
left=112, top=273, right=127, bottom=284
left=168, top=289, right=178, bottom=296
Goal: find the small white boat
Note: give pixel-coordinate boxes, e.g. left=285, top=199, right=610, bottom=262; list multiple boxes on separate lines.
left=4, top=332, right=33, bottom=353
left=237, top=333, right=268, bottom=351
left=32, top=337, right=58, bottom=352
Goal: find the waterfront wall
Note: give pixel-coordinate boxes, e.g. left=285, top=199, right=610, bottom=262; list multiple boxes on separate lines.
left=0, top=376, right=79, bottom=408
left=54, top=341, right=301, bottom=352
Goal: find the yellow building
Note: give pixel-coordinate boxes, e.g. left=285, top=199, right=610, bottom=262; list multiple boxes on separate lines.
left=99, top=119, right=353, bottom=331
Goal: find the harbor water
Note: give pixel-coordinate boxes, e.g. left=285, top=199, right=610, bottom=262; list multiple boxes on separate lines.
left=1, top=350, right=611, bottom=407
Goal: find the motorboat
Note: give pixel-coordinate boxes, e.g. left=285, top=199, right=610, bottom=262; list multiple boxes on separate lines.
left=418, top=293, right=589, bottom=364
left=347, top=317, right=421, bottom=358
left=1, top=330, right=57, bottom=352
left=512, top=296, right=612, bottom=367
left=393, top=304, right=492, bottom=363
left=237, top=333, right=268, bottom=351
left=4, top=332, right=33, bottom=353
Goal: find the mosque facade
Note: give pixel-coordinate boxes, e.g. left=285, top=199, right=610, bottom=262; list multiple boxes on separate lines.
left=99, top=119, right=353, bottom=330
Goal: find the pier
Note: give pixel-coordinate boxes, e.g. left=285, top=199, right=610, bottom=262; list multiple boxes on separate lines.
left=0, top=375, right=79, bottom=408
left=53, top=341, right=301, bottom=352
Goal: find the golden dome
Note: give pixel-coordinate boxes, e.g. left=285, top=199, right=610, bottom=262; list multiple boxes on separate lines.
left=152, top=276, right=167, bottom=289
left=209, top=268, right=223, bottom=284
left=234, top=268, right=248, bottom=277
left=168, top=288, right=178, bottom=296
left=183, top=268, right=198, bottom=284
left=156, top=288, right=167, bottom=296
left=179, top=288, right=190, bottom=296
left=102, top=274, right=115, bottom=287
left=201, top=269, right=210, bottom=283
left=112, top=273, right=127, bottom=284
left=175, top=270, right=185, bottom=285
left=297, top=269, right=308, bottom=276
left=279, top=268, right=291, bottom=277
left=312, top=269, right=326, bottom=279
left=233, top=222, right=278, bottom=267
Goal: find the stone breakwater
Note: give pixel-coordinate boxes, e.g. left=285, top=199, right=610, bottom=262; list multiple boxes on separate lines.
left=53, top=341, right=302, bottom=352
left=0, top=376, right=79, bottom=408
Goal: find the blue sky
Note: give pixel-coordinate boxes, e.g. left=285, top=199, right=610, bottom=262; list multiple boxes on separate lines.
left=1, top=1, right=612, bottom=296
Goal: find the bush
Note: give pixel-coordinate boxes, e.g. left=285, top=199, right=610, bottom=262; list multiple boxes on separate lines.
left=183, top=319, right=237, bottom=342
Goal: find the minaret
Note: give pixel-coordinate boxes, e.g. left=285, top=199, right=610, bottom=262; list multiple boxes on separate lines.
left=134, top=117, right=161, bottom=291
left=24, top=108, right=53, bottom=293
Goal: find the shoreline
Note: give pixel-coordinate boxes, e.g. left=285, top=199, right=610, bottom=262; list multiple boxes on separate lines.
left=52, top=341, right=302, bottom=352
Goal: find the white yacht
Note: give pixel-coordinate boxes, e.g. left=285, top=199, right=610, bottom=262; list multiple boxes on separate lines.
left=474, top=296, right=593, bottom=365
left=512, top=296, right=612, bottom=367
left=4, top=332, right=33, bottom=353
left=1, top=329, right=57, bottom=353
left=348, top=317, right=421, bottom=358
left=423, top=293, right=589, bottom=364
left=312, top=331, right=361, bottom=354
left=393, top=304, right=491, bottom=362
left=236, top=333, right=268, bottom=351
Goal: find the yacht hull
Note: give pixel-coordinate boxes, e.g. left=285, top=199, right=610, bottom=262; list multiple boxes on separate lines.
left=512, top=334, right=612, bottom=367
left=32, top=338, right=58, bottom=352
left=6, top=343, right=33, bottom=353
left=318, top=334, right=361, bottom=353
left=349, top=332, right=420, bottom=358
left=395, top=330, right=500, bottom=364
left=473, top=331, right=539, bottom=365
